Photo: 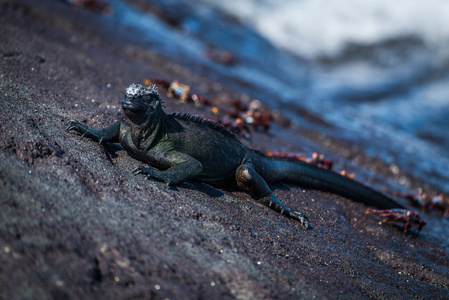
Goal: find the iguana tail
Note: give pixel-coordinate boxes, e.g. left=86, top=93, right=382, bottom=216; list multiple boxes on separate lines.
left=251, top=151, right=404, bottom=209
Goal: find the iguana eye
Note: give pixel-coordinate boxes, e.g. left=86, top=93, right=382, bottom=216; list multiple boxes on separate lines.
left=142, top=94, right=156, bottom=103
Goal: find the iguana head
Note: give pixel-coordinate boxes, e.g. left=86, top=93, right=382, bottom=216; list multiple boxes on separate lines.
left=122, top=83, right=164, bottom=123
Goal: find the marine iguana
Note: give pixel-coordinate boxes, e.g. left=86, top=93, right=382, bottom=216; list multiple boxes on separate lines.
left=66, top=83, right=405, bottom=228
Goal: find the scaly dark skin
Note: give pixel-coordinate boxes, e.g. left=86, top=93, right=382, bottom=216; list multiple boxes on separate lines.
left=66, top=83, right=406, bottom=229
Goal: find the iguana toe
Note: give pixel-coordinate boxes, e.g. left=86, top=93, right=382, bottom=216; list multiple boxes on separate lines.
left=132, top=166, right=145, bottom=175
left=65, top=120, right=83, bottom=132
left=289, top=209, right=309, bottom=229
left=133, top=166, right=157, bottom=178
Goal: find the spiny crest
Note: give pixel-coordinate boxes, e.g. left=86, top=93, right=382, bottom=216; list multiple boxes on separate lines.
left=170, top=112, right=240, bottom=141
left=125, top=83, right=159, bottom=99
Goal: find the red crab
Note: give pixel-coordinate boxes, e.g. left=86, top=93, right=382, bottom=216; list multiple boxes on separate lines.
left=364, top=208, right=426, bottom=234
left=266, top=151, right=333, bottom=170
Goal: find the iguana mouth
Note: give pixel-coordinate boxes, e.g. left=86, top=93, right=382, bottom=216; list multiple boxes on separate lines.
left=122, top=99, right=148, bottom=112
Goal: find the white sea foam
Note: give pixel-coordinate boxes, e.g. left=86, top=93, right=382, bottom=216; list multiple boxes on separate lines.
left=201, top=0, right=449, bottom=58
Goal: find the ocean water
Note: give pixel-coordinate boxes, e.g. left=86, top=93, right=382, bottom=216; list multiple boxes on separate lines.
left=200, top=0, right=449, bottom=59
left=114, top=0, right=449, bottom=193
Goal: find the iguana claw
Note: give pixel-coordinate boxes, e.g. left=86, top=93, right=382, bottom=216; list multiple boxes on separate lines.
left=133, top=166, right=156, bottom=177
left=80, top=131, right=88, bottom=141
left=66, top=120, right=107, bottom=144
left=66, top=120, right=83, bottom=132
left=286, top=208, right=309, bottom=229
left=132, top=166, right=143, bottom=175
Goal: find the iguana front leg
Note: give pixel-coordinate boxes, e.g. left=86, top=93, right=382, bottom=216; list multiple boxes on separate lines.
left=133, top=152, right=203, bottom=185
left=66, top=120, right=121, bottom=144
left=235, top=161, right=309, bottom=228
